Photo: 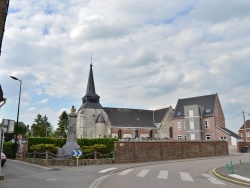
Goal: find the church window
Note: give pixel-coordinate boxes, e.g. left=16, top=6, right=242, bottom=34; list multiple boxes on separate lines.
left=135, top=130, right=139, bottom=138
left=118, top=130, right=122, bottom=139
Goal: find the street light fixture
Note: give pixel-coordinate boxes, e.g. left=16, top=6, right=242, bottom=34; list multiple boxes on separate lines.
left=10, top=76, right=22, bottom=159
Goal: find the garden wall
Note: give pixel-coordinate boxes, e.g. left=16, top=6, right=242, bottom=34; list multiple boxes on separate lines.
left=114, top=141, right=228, bottom=163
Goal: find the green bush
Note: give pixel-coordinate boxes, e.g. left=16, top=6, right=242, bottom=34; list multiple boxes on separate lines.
left=3, top=142, right=15, bottom=159
left=29, top=144, right=58, bottom=154
left=77, top=138, right=118, bottom=153
left=82, top=145, right=95, bottom=154
left=93, top=144, right=107, bottom=153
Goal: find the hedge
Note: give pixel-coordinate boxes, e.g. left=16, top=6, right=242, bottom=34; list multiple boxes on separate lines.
left=2, top=138, right=118, bottom=158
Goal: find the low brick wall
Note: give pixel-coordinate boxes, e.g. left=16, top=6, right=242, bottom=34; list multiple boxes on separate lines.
left=114, top=141, right=228, bottom=163
left=237, top=142, right=250, bottom=152
left=21, top=158, right=116, bottom=167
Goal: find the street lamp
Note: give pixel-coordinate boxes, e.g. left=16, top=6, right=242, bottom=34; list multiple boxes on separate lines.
left=10, top=76, right=22, bottom=159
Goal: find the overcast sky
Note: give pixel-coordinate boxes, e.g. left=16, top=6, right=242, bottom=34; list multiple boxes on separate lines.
left=1, top=0, right=250, bottom=133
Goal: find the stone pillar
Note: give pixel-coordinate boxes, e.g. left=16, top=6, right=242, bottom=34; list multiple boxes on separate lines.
left=62, top=106, right=80, bottom=155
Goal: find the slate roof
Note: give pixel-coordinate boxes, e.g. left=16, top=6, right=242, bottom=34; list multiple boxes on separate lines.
left=217, top=127, right=242, bottom=139
left=154, top=107, right=171, bottom=123
left=103, top=107, right=170, bottom=128
left=239, top=119, right=250, bottom=129
left=173, top=94, right=217, bottom=118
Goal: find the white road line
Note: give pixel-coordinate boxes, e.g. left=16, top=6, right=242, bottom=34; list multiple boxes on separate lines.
left=202, top=174, right=226, bottom=185
left=136, top=170, right=150, bottom=177
left=157, top=170, right=168, bottom=179
left=180, top=172, right=194, bottom=182
left=118, top=169, right=134, bottom=175
left=45, top=179, right=59, bottom=181
left=229, top=174, right=250, bottom=182
left=99, top=168, right=117, bottom=173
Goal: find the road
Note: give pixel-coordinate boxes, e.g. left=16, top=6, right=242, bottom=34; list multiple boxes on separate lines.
left=0, top=152, right=249, bottom=188
left=96, top=154, right=249, bottom=188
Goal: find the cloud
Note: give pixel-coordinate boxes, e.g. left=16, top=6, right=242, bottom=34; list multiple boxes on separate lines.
left=37, top=99, right=49, bottom=104
left=1, top=0, right=250, bottom=132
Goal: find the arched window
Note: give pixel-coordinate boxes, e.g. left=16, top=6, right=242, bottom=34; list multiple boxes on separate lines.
left=149, top=130, right=153, bottom=139
left=135, top=130, right=139, bottom=138
left=118, top=129, right=122, bottom=139
left=169, top=127, right=173, bottom=138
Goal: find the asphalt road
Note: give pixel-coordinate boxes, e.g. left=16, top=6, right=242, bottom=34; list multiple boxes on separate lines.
left=0, top=152, right=249, bottom=188
left=95, top=154, right=249, bottom=188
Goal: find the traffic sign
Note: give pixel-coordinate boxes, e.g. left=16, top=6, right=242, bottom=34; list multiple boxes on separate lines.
left=71, top=150, right=82, bottom=157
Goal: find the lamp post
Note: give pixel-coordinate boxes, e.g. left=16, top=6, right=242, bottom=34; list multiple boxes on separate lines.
left=10, top=76, right=22, bottom=159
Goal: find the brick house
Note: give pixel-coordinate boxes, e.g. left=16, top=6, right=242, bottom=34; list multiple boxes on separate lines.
left=172, top=94, right=234, bottom=144
left=76, top=64, right=174, bottom=139
left=239, top=119, right=250, bottom=142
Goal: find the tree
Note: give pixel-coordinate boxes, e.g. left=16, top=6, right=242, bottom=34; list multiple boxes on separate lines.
left=54, top=111, right=68, bottom=138
left=31, top=114, right=53, bottom=137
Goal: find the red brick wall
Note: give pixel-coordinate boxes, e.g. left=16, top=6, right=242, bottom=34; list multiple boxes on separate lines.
left=114, top=141, right=228, bottom=163
left=239, top=130, right=250, bottom=142
left=214, top=94, right=226, bottom=128
left=172, top=119, right=186, bottom=140
left=237, top=142, right=250, bottom=152
left=216, top=128, right=232, bottom=145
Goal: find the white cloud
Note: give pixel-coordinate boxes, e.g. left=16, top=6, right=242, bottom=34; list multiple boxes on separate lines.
left=37, top=99, right=49, bottom=104
left=1, top=0, right=250, bottom=133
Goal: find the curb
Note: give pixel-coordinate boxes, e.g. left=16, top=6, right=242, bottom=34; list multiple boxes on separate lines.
left=213, top=168, right=250, bottom=187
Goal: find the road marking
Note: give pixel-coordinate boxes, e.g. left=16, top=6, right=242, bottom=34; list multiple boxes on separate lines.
left=99, top=168, right=117, bottom=173
left=118, top=169, right=133, bottom=175
left=157, top=170, right=168, bottom=179
left=229, top=174, right=250, bottom=182
left=202, top=174, right=226, bottom=185
left=45, top=179, right=59, bottom=181
left=180, top=172, right=194, bottom=182
left=136, top=170, right=150, bottom=177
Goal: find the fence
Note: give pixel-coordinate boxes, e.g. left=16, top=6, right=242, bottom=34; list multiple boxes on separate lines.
left=24, top=150, right=115, bottom=160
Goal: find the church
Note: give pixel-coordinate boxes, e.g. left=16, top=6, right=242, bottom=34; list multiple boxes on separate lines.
left=76, top=64, right=174, bottom=139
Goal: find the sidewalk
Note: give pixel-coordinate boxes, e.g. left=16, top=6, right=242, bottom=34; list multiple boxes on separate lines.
left=214, top=161, right=250, bottom=186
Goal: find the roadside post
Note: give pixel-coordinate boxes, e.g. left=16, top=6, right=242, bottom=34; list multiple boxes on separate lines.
left=71, top=150, right=82, bottom=167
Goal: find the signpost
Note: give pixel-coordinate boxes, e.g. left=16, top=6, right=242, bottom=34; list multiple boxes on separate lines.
left=71, top=150, right=82, bottom=167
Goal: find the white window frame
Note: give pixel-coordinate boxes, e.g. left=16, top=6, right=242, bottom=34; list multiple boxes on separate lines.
left=177, top=122, right=181, bottom=130
left=220, top=137, right=227, bottom=141
left=177, top=135, right=182, bottom=140
left=247, top=132, right=250, bottom=137
left=184, top=121, right=186, bottom=130
left=206, top=134, right=211, bottom=140
left=205, top=119, right=210, bottom=129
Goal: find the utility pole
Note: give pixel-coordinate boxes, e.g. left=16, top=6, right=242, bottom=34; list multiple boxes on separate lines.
left=243, top=111, right=247, bottom=142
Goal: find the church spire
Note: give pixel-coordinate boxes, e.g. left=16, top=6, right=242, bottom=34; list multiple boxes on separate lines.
left=86, top=63, right=96, bottom=95
left=78, top=59, right=102, bottom=110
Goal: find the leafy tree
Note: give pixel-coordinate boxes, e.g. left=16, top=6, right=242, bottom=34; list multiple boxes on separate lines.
left=54, top=111, right=68, bottom=138
left=31, top=114, right=53, bottom=137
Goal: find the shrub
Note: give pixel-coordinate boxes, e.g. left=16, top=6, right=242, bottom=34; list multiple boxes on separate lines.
left=93, top=144, right=107, bottom=153
left=3, top=142, right=15, bottom=159
left=29, top=144, right=58, bottom=154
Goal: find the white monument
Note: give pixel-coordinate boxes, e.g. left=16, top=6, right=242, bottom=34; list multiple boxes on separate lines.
left=58, top=106, right=80, bottom=156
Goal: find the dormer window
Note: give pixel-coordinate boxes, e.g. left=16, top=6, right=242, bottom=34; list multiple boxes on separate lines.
left=177, top=112, right=181, bottom=116
left=204, top=109, right=211, bottom=113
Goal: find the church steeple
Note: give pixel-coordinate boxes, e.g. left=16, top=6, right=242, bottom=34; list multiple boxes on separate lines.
left=79, top=63, right=102, bottom=110
left=86, top=63, right=95, bottom=95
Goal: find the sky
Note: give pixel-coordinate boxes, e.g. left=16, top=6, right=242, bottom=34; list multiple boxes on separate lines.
left=0, top=0, right=250, bottom=133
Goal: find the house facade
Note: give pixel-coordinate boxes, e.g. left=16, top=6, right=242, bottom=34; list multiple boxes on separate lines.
left=76, top=64, right=174, bottom=139
left=239, top=119, right=250, bottom=142
left=172, top=94, right=232, bottom=143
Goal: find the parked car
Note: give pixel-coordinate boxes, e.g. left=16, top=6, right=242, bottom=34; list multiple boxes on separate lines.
left=1, top=152, right=6, bottom=166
